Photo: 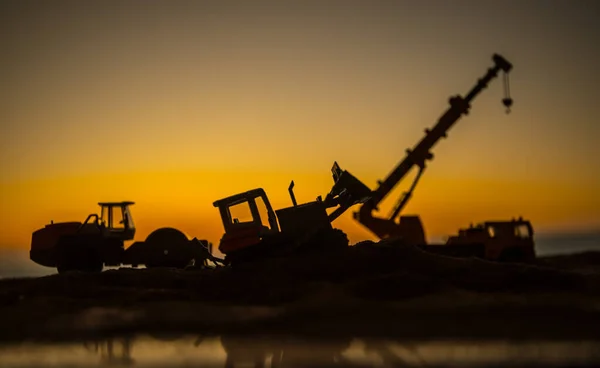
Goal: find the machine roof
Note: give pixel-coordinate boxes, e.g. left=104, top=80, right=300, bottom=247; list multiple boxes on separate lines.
left=212, top=189, right=266, bottom=207
left=98, top=201, right=135, bottom=206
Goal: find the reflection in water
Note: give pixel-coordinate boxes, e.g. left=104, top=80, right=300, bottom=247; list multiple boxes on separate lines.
left=364, top=339, right=424, bottom=367
left=220, top=335, right=272, bottom=368
left=219, top=335, right=354, bottom=368
left=84, top=336, right=135, bottom=366
left=270, top=337, right=352, bottom=367
left=1, top=335, right=599, bottom=367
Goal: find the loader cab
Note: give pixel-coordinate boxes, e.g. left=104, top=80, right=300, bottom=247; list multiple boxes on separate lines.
left=82, top=201, right=136, bottom=241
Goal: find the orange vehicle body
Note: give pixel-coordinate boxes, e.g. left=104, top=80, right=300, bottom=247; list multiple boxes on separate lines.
left=29, top=202, right=220, bottom=273
left=30, top=222, right=82, bottom=267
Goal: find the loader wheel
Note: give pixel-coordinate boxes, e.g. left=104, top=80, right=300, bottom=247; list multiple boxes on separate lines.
left=498, top=247, right=528, bottom=263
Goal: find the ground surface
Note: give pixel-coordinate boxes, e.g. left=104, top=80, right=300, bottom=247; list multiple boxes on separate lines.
left=1, top=239, right=600, bottom=343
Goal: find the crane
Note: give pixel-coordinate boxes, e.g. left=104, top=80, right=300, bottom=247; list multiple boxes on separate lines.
left=324, top=53, right=514, bottom=246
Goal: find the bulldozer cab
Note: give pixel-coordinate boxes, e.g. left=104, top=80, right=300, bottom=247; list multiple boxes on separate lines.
left=213, top=189, right=279, bottom=234
left=80, top=202, right=136, bottom=241
left=213, top=189, right=280, bottom=254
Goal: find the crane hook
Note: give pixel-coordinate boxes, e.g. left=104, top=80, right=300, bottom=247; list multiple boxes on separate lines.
left=502, top=71, right=513, bottom=114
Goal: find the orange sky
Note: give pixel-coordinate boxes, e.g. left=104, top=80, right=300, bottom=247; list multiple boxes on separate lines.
left=1, top=1, right=599, bottom=251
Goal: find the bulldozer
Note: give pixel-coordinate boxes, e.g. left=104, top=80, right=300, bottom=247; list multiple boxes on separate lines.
left=30, top=202, right=223, bottom=273
left=212, top=176, right=371, bottom=265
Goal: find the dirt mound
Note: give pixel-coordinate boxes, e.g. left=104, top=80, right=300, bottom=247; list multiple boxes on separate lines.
left=2, top=239, right=597, bottom=306
left=1, top=239, right=600, bottom=342
left=536, top=251, right=600, bottom=273
left=224, top=240, right=596, bottom=300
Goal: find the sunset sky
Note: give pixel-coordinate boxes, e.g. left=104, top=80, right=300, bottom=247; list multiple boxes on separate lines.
left=1, top=0, right=599, bottom=252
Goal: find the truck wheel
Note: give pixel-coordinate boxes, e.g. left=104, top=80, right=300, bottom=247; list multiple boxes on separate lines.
left=498, top=247, right=526, bottom=263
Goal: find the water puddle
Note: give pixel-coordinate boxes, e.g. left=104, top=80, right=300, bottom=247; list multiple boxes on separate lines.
left=1, top=335, right=599, bottom=367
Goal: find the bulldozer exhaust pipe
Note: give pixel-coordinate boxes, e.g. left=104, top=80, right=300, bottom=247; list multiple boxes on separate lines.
left=289, top=181, right=298, bottom=207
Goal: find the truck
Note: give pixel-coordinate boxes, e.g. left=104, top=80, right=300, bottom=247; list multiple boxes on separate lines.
left=29, top=52, right=535, bottom=273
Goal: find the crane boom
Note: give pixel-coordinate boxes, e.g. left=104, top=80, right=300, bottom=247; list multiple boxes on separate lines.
left=368, top=54, right=512, bottom=209
left=320, top=53, right=514, bottom=243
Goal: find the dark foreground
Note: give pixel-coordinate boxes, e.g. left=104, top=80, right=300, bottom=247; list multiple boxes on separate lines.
left=1, top=240, right=600, bottom=344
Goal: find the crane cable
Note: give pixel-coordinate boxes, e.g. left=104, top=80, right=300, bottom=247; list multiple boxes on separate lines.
left=502, top=71, right=513, bottom=114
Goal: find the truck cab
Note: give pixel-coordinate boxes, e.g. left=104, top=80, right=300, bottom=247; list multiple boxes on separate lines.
left=445, top=218, right=535, bottom=262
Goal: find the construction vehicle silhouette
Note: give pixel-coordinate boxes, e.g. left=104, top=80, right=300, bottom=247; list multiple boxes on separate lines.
left=30, top=202, right=224, bottom=273
left=342, top=53, right=535, bottom=262
left=29, top=53, right=534, bottom=273
left=214, top=53, right=535, bottom=264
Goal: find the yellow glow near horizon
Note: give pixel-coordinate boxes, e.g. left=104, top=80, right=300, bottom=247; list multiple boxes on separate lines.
left=1, top=168, right=598, bottom=251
